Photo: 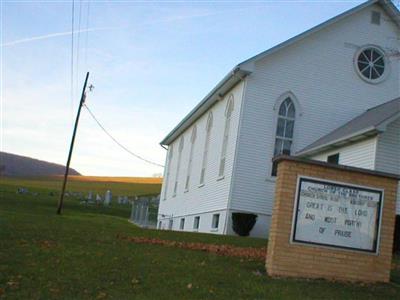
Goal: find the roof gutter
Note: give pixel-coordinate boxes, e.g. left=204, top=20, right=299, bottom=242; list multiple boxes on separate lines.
left=160, top=66, right=251, bottom=145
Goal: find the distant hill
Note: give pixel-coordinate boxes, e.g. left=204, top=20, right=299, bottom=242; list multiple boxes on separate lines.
left=0, top=152, right=81, bottom=177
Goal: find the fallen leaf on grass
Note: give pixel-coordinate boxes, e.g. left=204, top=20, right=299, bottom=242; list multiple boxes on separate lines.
left=38, top=240, right=57, bottom=250
left=0, top=287, right=5, bottom=296
left=6, top=280, right=19, bottom=288
left=49, top=288, right=60, bottom=294
left=117, top=235, right=267, bottom=261
left=96, top=291, right=107, bottom=299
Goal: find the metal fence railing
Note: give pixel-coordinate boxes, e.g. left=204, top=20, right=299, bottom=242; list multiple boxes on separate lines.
left=130, top=195, right=160, bottom=229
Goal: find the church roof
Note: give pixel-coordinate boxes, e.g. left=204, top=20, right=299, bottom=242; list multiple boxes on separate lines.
left=297, top=97, right=400, bottom=156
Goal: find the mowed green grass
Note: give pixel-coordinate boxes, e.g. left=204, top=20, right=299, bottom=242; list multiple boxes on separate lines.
left=1, top=178, right=400, bottom=299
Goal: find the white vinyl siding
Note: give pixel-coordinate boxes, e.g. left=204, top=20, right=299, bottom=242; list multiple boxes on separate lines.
left=375, top=118, right=400, bottom=214
left=157, top=80, right=245, bottom=228
left=375, top=118, right=400, bottom=175
left=310, top=137, right=378, bottom=170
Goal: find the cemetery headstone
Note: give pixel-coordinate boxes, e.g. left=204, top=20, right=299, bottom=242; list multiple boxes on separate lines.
left=104, top=190, right=112, bottom=206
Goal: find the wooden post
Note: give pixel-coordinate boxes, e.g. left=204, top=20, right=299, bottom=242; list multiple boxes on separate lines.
left=57, top=72, right=90, bottom=215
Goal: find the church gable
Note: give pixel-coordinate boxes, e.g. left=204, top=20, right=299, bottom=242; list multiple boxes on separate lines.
left=239, top=0, right=399, bottom=70
left=230, top=1, right=400, bottom=216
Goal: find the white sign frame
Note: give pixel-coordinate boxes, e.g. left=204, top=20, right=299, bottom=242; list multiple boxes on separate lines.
left=290, top=176, right=384, bottom=254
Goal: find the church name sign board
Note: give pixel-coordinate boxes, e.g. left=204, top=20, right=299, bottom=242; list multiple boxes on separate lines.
left=291, top=176, right=383, bottom=253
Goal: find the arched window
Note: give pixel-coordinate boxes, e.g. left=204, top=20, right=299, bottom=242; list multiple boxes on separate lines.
left=272, top=97, right=295, bottom=176
left=219, top=95, right=234, bottom=177
left=184, top=126, right=197, bottom=191
left=173, top=137, right=184, bottom=196
left=200, top=112, right=213, bottom=185
left=162, top=145, right=173, bottom=200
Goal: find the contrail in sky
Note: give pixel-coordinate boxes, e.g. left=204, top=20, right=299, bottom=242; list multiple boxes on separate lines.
left=1, top=7, right=244, bottom=48
left=1, top=8, right=239, bottom=48
left=1, top=27, right=117, bottom=47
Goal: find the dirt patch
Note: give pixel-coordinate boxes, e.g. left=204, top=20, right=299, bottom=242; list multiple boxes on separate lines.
left=117, top=235, right=266, bottom=261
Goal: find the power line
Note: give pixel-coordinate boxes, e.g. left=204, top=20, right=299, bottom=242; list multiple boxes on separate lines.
left=76, top=0, right=83, bottom=98
left=83, top=104, right=165, bottom=168
left=70, top=0, right=75, bottom=125
left=84, top=0, right=91, bottom=69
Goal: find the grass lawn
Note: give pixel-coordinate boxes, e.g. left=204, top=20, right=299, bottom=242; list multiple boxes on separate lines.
left=1, top=178, right=400, bottom=299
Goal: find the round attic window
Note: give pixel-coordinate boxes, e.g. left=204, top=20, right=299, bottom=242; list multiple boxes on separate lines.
left=355, top=46, right=386, bottom=83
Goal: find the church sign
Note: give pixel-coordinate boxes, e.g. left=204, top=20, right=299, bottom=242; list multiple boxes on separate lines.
left=267, top=157, right=397, bottom=282
left=291, top=176, right=383, bottom=253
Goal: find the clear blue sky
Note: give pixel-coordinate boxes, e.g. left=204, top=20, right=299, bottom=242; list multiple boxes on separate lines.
left=1, top=0, right=374, bottom=176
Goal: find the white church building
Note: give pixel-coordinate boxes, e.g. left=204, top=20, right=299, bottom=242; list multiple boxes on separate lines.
left=157, top=0, right=400, bottom=238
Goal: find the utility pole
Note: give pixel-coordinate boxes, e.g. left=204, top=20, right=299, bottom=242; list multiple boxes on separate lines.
left=57, top=72, right=90, bottom=215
